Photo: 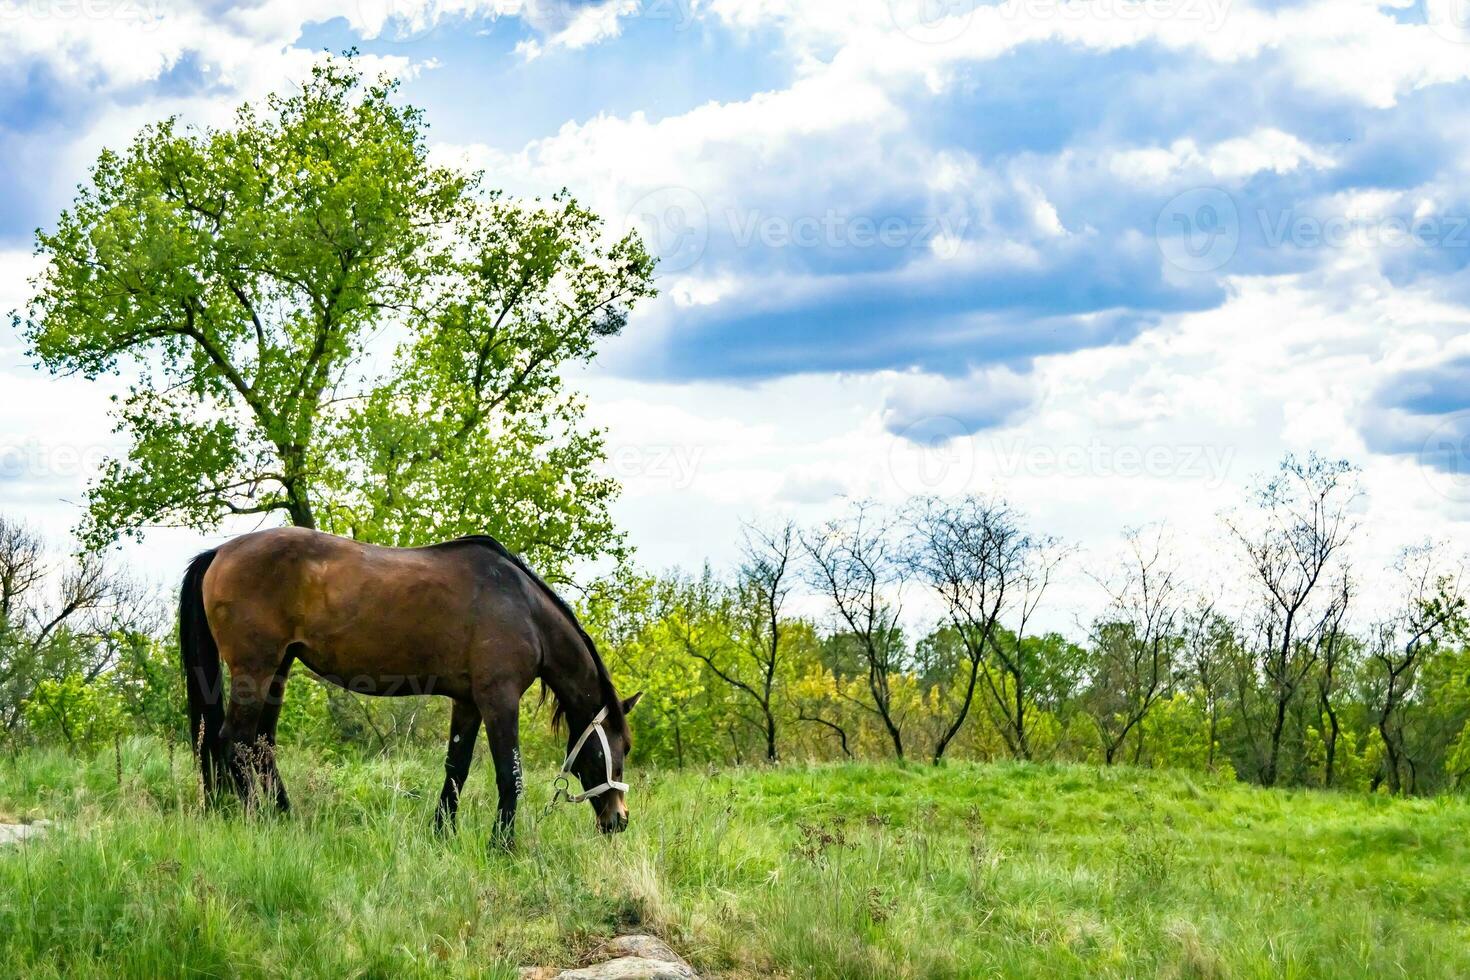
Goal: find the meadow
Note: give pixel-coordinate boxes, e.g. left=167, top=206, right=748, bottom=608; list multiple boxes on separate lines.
left=0, top=742, right=1465, bottom=978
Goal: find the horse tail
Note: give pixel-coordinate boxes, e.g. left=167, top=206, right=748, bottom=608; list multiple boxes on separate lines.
left=179, top=549, right=227, bottom=798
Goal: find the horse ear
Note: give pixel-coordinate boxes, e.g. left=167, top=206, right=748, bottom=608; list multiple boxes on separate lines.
left=621, top=691, right=644, bottom=715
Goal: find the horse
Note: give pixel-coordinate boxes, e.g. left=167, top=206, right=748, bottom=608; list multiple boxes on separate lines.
left=177, top=526, right=642, bottom=839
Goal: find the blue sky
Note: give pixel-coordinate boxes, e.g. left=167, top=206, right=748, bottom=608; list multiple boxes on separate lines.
left=3, top=0, right=1470, bottom=622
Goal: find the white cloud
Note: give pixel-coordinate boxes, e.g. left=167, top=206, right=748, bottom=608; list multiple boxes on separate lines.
left=708, top=0, right=1470, bottom=110
left=881, top=365, right=1038, bottom=442
left=571, top=261, right=1470, bottom=630
left=4, top=0, right=1470, bottom=636
left=1109, top=129, right=1336, bottom=184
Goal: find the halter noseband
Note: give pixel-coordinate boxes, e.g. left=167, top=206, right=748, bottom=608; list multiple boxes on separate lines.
left=554, top=705, right=628, bottom=804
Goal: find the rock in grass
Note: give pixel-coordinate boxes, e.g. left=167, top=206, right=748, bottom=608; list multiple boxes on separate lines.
left=0, top=823, right=46, bottom=846
left=586, top=936, right=689, bottom=967
left=519, top=936, right=699, bottom=979
left=555, top=956, right=698, bottom=980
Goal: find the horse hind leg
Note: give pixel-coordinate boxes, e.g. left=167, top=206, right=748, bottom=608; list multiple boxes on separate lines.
left=435, top=698, right=483, bottom=835
left=219, top=639, right=292, bottom=809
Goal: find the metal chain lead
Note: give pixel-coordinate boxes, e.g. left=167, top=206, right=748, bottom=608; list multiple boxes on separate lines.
left=542, top=774, right=571, bottom=817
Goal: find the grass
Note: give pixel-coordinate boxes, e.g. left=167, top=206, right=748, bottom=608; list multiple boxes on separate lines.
left=1, top=741, right=1467, bottom=978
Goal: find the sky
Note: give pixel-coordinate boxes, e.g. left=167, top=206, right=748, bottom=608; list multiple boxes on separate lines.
left=2, top=0, right=1470, bottom=631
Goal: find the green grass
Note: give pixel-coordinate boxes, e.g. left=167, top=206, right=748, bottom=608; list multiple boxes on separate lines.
left=1, top=742, right=1467, bottom=977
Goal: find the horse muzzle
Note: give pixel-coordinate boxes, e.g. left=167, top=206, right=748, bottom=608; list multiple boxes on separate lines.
left=597, top=793, right=630, bottom=834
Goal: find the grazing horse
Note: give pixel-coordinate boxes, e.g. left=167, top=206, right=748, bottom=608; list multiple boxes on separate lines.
left=177, top=527, right=641, bottom=838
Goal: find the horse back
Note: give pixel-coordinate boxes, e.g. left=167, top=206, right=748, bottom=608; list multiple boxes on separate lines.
left=201, top=527, right=545, bottom=698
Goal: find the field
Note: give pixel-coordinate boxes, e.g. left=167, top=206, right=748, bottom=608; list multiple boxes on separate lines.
left=0, top=743, right=1466, bottom=978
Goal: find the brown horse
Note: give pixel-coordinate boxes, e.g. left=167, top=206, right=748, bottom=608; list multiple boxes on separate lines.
left=178, top=527, right=641, bottom=839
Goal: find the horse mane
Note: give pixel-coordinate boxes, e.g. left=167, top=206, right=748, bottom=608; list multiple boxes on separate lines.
left=443, top=535, right=628, bottom=742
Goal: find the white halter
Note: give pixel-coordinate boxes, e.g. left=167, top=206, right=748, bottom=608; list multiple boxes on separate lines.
left=554, top=705, right=628, bottom=804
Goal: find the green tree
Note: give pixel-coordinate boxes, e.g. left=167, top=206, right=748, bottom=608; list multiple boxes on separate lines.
left=1224, top=454, right=1356, bottom=786
left=584, top=570, right=723, bottom=768
left=19, top=56, right=655, bottom=570
left=667, top=523, right=798, bottom=763
left=110, top=633, right=184, bottom=741
left=979, top=542, right=1068, bottom=761
left=24, top=673, right=127, bottom=750
left=1366, top=544, right=1467, bottom=794
left=1085, top=526, right=1184, bottom=766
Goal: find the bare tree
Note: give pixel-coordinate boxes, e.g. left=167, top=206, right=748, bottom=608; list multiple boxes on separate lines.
left=981, top=538, right=1067, bottom=760
left=1314, top=574, right=1352, bottom=787
left=905, top=496, right=1030, bottom=764
left=803, top=503, right=909, bottom=759
left=1086, top=526, right=1184, bottom=765
left=0, top=518, right=46, bottom=732
left=0, top=516, right=155, bottom=733
left=674, top=521, right=796, bottom=763
left=0, top=518, right=45, bottom=623
left=1224, top=454, right=1357, bottom=785
left=1369, top=543, right=1467, bottom=794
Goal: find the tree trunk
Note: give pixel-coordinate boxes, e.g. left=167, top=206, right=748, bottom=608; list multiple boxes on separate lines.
left=1205, top=714, right=1217, bottom=775
left=764, top=708, right=778, bottom=764
left=870, top=671, right=904, bottom=760
left=1012, top=670, right=1031, bottom=760
left=833, top=725, right=851, bottom=758
left=1321, top=694, right=1340, bottom=788
left=1263, top=693, right=1290, bottom=786
left=285, top=479, right=317, bottom=530
left=1379, top=718, right=1402, bottom=795
left=881, top=712, right=904, bottom=760
left=1377, top=676, right=1404, bottom=795
left=799, top=714, right=852, bottom=758
left=1205, top=702, right=1218, bottom=771
left=280, top=443, right=317, bottom=529
left=932, top=657, right=981, bottom=765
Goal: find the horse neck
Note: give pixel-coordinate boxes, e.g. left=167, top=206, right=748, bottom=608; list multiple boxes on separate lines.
left=543, top=632, right=608, bottom=733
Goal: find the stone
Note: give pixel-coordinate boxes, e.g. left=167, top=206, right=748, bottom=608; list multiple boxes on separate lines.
left=554, top=956, right=698, bottom=980
left=586, top=936, right=688, bottom=967
left=0, top=823, right=45, bottom=846
left=520, top=934, right=699, bottom=979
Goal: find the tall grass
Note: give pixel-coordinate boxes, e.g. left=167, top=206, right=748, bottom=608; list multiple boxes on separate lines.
left=1, top=740, right=1465, bottom=977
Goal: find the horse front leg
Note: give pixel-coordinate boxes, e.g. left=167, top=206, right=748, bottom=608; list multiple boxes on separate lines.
left=434, top=698, right=483, bottom=835
left=482, top=690, right=524, bottom=848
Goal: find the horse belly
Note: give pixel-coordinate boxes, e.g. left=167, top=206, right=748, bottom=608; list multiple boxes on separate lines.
left=294, top=640, right=463, bottom=699
left=292, top=567, right=475, bottom=699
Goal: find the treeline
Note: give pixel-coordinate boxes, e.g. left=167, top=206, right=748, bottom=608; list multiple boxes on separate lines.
left=588, top=454, right=1470, bottom=795
left=4, top=454, right=1470, bottom=795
